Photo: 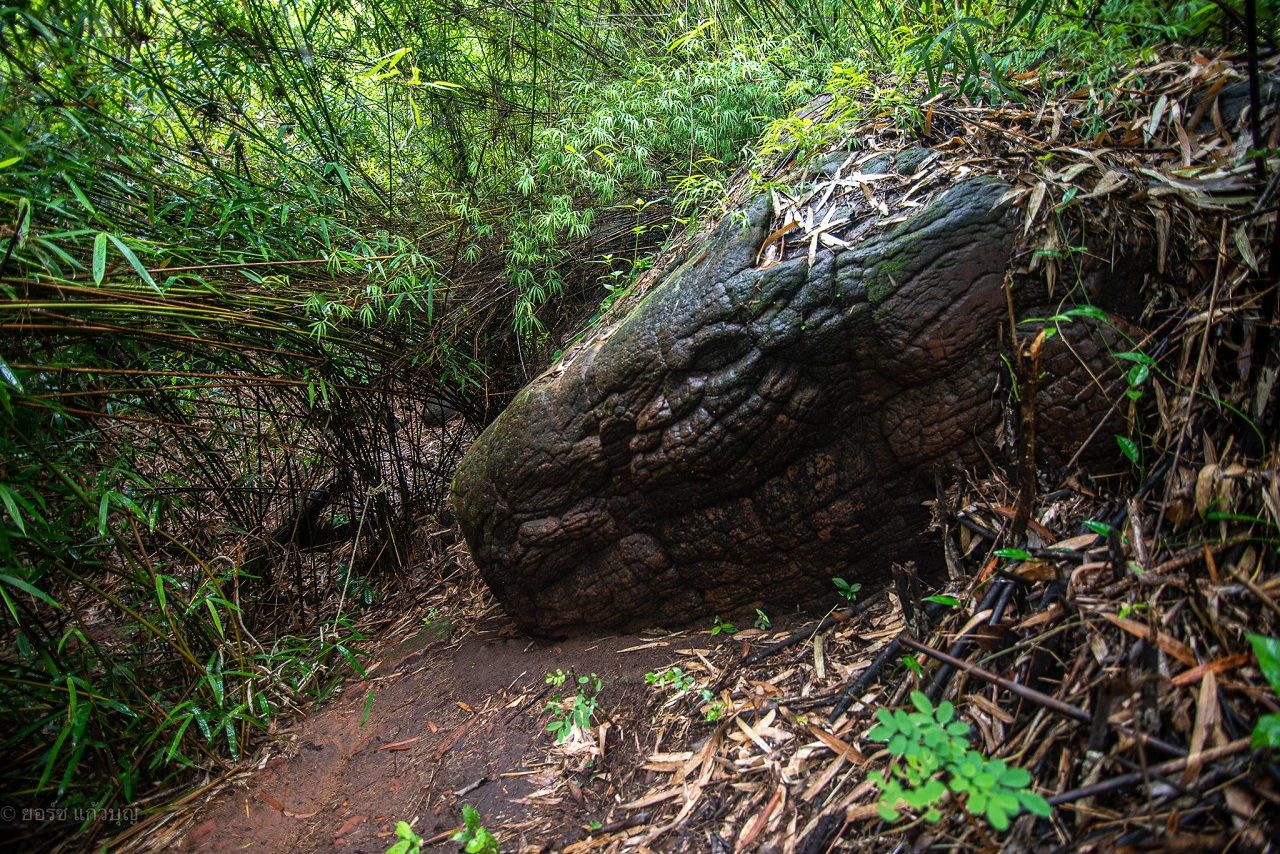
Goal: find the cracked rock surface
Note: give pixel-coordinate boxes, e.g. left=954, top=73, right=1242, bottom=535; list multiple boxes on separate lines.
left=453, top=175, right=1113, bottom=635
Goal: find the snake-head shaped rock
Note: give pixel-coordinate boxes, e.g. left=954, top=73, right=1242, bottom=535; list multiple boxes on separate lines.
left=453, top=176, right=1111, bottom=635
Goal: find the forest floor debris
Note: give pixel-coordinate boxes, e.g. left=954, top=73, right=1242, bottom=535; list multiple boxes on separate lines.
left=135, top=49, right=1280, bottom=852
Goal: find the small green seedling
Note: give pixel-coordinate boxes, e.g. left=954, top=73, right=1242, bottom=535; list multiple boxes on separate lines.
left=645, top=666, right=694, bottom=692
left=754, top=608, right=772, bottom=630
left=544, top=672, right=603, bottom=742
left=833, top=577, right=861, bottom=602
left=700, top=688, right=725, bottom=722
left=1116, top=434, right=1141, bottom=465
left=451, top=804, right=498, bottom=854
left=711, top=616, right=736, bottom=636
left=1114, top=350, right=1155, bottom=401
left=869, top=691, right=1050, bottom=831
left=1083, top=520, right=1117, bottom=538
left=1247, top=633, right=1280, bottom=748
left=1117, top=601, right=1149, bottom=620
left=386, top=820, right=422, bottom=854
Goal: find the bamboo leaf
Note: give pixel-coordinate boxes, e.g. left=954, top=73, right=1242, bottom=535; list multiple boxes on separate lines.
left=92, top=232, right=108, bottom=284
left=0, top=574, right=60, bottom=609
left=106, top=234, right=160, bottom=292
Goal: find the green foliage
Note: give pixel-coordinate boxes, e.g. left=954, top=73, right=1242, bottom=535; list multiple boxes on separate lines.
left=503, top=31, right=825, bottom=335
left=761, top=0, right=1227, bottom=158
left=0, top=0, right=1248, bottom=829
left=646, top=666, right=725, bottom=722
left=451, top=805, right=498, bottom=854
left=1084, top=520, right=1117, bottom=538
left=700, top=689, right=726, bottom=723
left=387, top=820, right=423, bottom=854
left=1247, top=634, right=1280, bottom=749
left=869, top=691, right=1051, bottom=831
left=833, top=577, right=862, bottom=602
left=645, top=667, right=695, bottom=693
left=1117, top=601, right=1149, bottom=620
left=711, top=616, right=737, bottom=636
left=544, top=672, right=602, bottom=743
left=754, top=608, right=772, bottom=630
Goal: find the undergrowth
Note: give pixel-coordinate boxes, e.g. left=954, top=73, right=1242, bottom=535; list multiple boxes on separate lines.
left=0, top=0, right=1250, bottom=843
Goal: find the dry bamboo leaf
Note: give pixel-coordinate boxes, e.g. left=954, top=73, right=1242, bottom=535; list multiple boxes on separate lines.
left=1233, top=225, right=1259, bottom=272
left=734, top=716, right=773, bottom=754
left=1146, top=94, right=1170, bottom=142
left=1154, top=208, right=1171, bottom=274
left=1015, top=601, right=1064, bottom=631
left=1181, top=668, right=1221, bottom=785
left=1015, top=560, right=1057, bottom=581
left=1089, top=169, right=1128, bottom=198
left=1100, top=613, right=1196, bottom=665
left=1054, top=162, right=1095, bottom=183
left=737, top=785, right=783, bottom=849
left=620, top=787, right=682, bottom=810
left=378, top=736, right=422, bottom=751
left=800, top=755, right=846, bottom=802
left=754, top=221, right=797, bottom=268
left=1176, top=118, right=1194, bottom=166
left=1053, top=533, right=1102, bottom=551
left=1195, top=464, right=1226, bottom=515
left=1167, top=655, right=1244, bottom=696
left=951, top=609, right=995, bottom=640
left=1024, top=181, right=1047, bottom=235
left=806, top=725, right=866, bottom=765
left=616, top=641, right=670, bottom=653
left=258, top=792, right=285, bottom=813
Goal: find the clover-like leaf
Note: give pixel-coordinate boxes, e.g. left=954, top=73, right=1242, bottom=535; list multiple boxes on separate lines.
left=991, top=790, right=1020, bottom=814
left=1017, top=790, right=1052, bottom=818
left=999, top=765, right=1031, bottom=788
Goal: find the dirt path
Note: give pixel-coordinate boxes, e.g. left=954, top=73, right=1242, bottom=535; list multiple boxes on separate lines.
left=177, top=616, right=678, bottom=853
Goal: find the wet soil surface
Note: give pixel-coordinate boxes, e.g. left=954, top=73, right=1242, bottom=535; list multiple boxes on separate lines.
left=180, top=618, right=678, bottom=853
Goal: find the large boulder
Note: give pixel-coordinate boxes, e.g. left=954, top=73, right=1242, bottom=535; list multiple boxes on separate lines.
left=453, top=175, right=1110, bottom=635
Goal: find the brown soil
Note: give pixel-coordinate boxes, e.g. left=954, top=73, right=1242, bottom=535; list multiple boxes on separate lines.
left=177, top=615, right=680, bottom=853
